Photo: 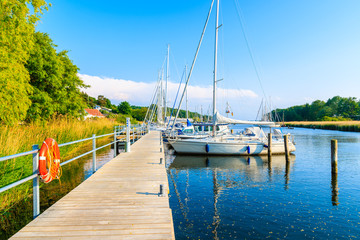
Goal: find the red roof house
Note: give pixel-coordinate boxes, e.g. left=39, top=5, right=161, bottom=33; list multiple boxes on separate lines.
left=84, top=109, right=105, bottom=120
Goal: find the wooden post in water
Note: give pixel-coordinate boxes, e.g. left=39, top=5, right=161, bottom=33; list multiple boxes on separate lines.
left=268, top=133, right=272, bottom=159
left=284, top=134, right=290, bottom=162
left=331, top=139, right=338, bottom=174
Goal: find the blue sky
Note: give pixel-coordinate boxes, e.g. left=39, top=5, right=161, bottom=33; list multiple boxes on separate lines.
left=37, top=0, right=360, bottom=119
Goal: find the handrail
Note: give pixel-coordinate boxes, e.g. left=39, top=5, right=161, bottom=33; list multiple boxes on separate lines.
left=0, top=150, right=38, bottom=163
left=0, top=173, right=38, bottom=193
left=0, top=120, right=147, bottom=219
left=0, top=130, right=125, bottom=162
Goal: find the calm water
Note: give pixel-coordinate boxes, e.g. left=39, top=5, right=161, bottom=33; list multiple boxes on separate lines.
left=167, top=127, right=360, bottom=239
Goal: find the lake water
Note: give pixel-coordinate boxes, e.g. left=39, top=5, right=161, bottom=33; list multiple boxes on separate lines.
left=167, top=127, right=360, bottom=239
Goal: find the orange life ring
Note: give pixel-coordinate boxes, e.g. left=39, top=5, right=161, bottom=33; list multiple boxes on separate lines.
left=39, top=138, right=61, bottom=183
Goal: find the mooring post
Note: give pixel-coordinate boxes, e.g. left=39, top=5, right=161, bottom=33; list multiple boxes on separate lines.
left=284, top=134, right=290, bottom=162
left=160, top=157, right=163, bottom=164
left=126, top=117, right=131, bottom=152
left=331, top=139, right=338, bottom=174
left=268, top=133, right=272, bottom=159
left=32, top=144, right=40, bottom=219
left=113, top=128, right=117, bottom=158
left=158, top=184, right=165, bottom=197
left=160, top=132, right=162, bottom=152
left=92, top=134, right=96, bottom=172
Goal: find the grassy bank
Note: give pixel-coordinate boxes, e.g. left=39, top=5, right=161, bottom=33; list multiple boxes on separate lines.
left=285, top=121, right=360, bottom=132
left=0, top=118, right=120, bottom=212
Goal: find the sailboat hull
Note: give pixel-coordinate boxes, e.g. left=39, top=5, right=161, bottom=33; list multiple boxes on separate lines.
left=169, top=139, right=296, bottom=156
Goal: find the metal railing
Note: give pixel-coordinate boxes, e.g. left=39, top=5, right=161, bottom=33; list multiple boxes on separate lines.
left=0, top=118, right=148, bottom=218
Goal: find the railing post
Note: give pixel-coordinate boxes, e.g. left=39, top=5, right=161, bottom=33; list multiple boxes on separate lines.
left=135, top=127, right=137, bottom=142
left=126, top=117, right=131, bottom=152
left=92, top=134, right=96, bottom=172
left=131, top=127, right=133, bottom=144
left=113, top=128, right=117, bottom=158
left=32, top=144, right=40, bottom=219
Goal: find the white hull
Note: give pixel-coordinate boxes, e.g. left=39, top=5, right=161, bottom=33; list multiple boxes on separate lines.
left=169, top=139, right=296, bottom=156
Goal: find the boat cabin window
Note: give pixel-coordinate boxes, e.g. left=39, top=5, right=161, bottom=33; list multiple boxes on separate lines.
left=201, top=126, right=220, bottom=131
left=183, top=129, right=194, bottom=134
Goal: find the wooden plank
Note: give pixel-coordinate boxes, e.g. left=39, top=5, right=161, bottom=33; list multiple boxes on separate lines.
left=11, top=131, right=175, bottom=240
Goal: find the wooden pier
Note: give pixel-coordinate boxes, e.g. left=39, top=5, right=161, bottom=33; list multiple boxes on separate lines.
left=11, top=131, right=175, bottom=239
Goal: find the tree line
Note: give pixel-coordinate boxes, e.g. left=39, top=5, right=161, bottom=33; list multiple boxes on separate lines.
left=82, top=94, right=148, bottom=122
left=84, top=95, right=204, bottom=123
left=272, top=96, right=360, bottom=121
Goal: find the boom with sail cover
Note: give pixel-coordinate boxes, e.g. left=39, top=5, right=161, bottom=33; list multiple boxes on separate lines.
left=214, top=111, right=279, bottom=126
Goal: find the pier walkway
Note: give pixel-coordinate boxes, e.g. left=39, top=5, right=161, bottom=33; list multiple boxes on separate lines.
left=11, top=131, right=175, bottom=240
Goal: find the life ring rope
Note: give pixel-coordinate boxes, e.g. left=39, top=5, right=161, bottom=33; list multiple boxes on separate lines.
left=39, top=138, right=62, bottom=183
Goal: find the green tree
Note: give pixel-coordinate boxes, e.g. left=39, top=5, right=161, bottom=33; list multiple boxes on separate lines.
left=317, top=106, right=334, bottom=120
left=118, top=101, right=131, bottom=115
left=82, top=92, right=97, bottom=108
left=131, top=107, right=147, bottom=121
left=0, top=0, right=48, bottom=124
left=338, top=97, right=359, bottom=118
left=325, top=96, right=342, bottom=115
left=25, top=32, right=88, bottom=121
left=309, top=100, right=325, bottom=120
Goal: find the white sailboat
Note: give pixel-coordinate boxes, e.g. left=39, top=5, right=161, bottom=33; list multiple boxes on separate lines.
left=169, top=0, right=296, bottom=155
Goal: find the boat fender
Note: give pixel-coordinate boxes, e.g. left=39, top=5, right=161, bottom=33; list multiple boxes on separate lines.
left=205, top=143, right=210, bottom=153
left=247, top=146, right=250, bottom=154
left=263, top=144, right=268, bottom=148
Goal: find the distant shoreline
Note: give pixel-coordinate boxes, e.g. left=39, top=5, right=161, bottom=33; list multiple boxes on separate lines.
left=283, top=121, right=360, bottom=132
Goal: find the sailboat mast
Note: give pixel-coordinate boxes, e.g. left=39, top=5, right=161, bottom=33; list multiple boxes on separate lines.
left=185, top=64, right=189, bottom=120
left=157, top=71, right=162, bottom=124
left=171, top=0, right=214, bottom=130
left=212, top=0, right=220, bottom=136
left=165, top=44, right=170, bottom=120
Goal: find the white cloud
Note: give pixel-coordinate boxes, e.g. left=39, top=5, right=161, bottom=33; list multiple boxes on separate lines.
left=79, top=74, right=258, bottom=107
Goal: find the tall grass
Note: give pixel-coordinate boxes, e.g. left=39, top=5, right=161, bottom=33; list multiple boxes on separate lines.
left=0, top=117, right=119, bottom=211
left=285, top=121, right=360, bottom=132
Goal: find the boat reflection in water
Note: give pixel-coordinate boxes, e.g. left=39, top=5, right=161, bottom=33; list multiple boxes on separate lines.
left=169, top=154, right=295, bottom=181
left=168, top=154, right=296, bottom=239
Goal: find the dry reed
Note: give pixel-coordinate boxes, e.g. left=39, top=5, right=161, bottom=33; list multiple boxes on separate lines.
left=285, top=121, right=360, bottom=132
left=0, top=117, right=118, bottom=211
